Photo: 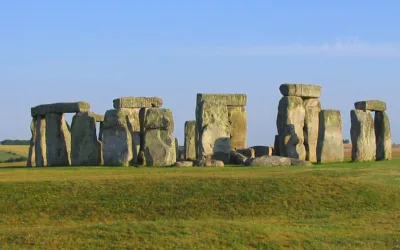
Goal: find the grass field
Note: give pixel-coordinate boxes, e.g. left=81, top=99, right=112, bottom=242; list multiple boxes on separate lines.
left=0, top=159, right=399, bottom=249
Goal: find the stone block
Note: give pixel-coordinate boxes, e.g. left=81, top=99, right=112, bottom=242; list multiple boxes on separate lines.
left=113, top=97, right=163, bottom=109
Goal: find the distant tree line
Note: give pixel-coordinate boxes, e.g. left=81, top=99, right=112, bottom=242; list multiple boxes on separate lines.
left=0, top=139, right=30, bottom=145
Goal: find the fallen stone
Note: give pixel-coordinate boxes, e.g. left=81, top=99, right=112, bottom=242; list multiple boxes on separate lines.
left=113, top=97, right=163, bottom=109
left=279, top=84, right=322, bottom=98
left=184, top=120, right=197, bottom=160
left=174, top=161, right=194, bottom=167
left=142, top=130, right=176, bottom=167
left=228, top=106, right=247, bottom=150
left=45, top=113, right=71, bottom=166
left=374, top=111, right=392, bottom=161
left=290, top=158, right=312, bottom=166
left=196, top=98, right=231, bottom=163
left=102, top=108, right=141, bottom=166
left=236, top=148, right=255, bottom=158
left=230, top=151, right=248, bottom=165
left=140, top=108, right=173, bottom=132
left=354, top=100, right=386, bottom=112
left=197, top=159, right=225, bottom=167
left=317, top=110, right=344, bottom=163
left=277, top=96, right=306, bottom=160
left=31, top=101, right=90, bottom=117
left=196, top=93, right=247, bottom=106
left=245, top=155, right=292, bottom=167
left=71, top=112, right=102, bottom=166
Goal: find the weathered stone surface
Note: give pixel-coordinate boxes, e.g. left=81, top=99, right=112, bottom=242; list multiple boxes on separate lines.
left=140, top=108, right=173, bottom=132
left=113, top=97, right=163, bottom=109
left=102, top=108, right=141, bottom=166
left=142, top=129, right=176, bottom=166
left=317, top=110, right=344, bottom=163
left=375, top=111, right=392, bottom=161
left=45, top=113, right=71, bottom=166
left=250, top=146, right=274, bottom=157
left=277, top=96, right=306, bottom=160
left=34, top=117, right=47, bottom=167
left=279, top=84, right=322, bottom=98
left=71, top=112, right=102, bottom=166
left=196, top=99, right=231, bottom=163
left=350, top=110, right=376, bottom=162
left=27, top=118, right=36, bottom=167
left=196, top=93, right=247, bottom=106
left=236, top=148, right=255, bottom=158
left=304, top=106, right=320, bottom=162
left=175, top=138, right=180, bottom=161
left=228, top=106, right=247, bottom=150
left=174, top=161, right=193, bottom=167
left=273, top=135, right=280, bottom=156
left=230, top=151, right=248, bottom=165
left=354, top=100, right=386, bottom=112
left=197, top=159, right=224, bottom=167
left=31, top=102, right=90, bottom=117
left=89, top=112, right=104, bottom=122
left=184, top=120, right=196, bottom=160
left=303, top=98, right=322, bottom=109
left=98, top=122, right=104, bottom=141
left=245, top=156, right=292, bottom=167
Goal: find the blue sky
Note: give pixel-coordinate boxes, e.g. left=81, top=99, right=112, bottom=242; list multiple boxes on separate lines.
left=1, top=1, right=400, bottom=145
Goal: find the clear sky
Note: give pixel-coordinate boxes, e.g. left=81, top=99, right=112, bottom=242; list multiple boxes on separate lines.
left=1, top=1, right=400, bottom=146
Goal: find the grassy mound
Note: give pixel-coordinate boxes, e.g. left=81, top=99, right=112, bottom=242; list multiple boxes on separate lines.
left=0, top=160, right=399, bottom=249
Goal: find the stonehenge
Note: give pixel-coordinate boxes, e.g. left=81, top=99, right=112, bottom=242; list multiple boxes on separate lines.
left=26, top=85, right=392, bottom=168
left=351, top=100, right=392, bottom=162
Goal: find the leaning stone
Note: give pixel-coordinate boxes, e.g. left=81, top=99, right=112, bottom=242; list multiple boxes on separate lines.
left=45, top=113, right=71, bottom=166
left=276, top=96, right=306, bottom=160
left=230, top=151, right=248, bottom=165
left=184, top=120, right=196, bottom=160
left=174, top=161, right=193, bottom=167
left=196, top=99, right=231, bottom=163
left=250, top=146, right=274, bottom=157
left=142, top=130, right=176, bottom=166
left=354, top=100, right=386, bottom=112
left=196, top=93, right=247, bottom=106
left=304, top=106, right=320, bottom=162
left=279, top=84, right=322, bottom=98
left=102, top=108, right=141, bottom=166
left=31, top=102, right=90, bottom=117
left=236, top=148, right=255, bottom=158
left=71, top=112, right=102, bottom=166
left=317, top=110, right=344, bottom=163
left=140, top=108, right=173, bottom=132
left=34, top=117, right=47, bottom=167
left=113, top=97, right=163, bottom=109
left=228, top=105, right=247, bottom=150
left=245, top=156, right=292, bottom=167
left=375, top=111, right=392, bottom=161
left=27, top=118, right=37, bottom=167
left=350, top=110, right=376, bottom=162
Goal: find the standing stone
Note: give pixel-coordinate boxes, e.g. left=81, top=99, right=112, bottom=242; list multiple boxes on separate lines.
left=175, top=138, right=180, bottom=161
left=71, top=112, right=103, bottom=166
left=350, top=110, right=376, bottom=162
left=184, top=120, right=196, bottom=160
left=34, top=117, right=47, bottom=167
left=102, top=108, right=141, bottom=166
left=277, top=96, right=306, bottom=160
left=317, top=110, right=344, bottom=163
left=273, top=135, right=280, bottom=156
left=228, top=106, right=247, bottom=150
left=196, top=98, right=231, bottom=163
left=45, top=113, right=71, bottom=166
left=140, top=108, right=176, bottom=166
left=375, top=111, right=392, bottom=161
left=27, top=118, right=36, bottom=167
left=250, top=146, right=274, bottom=157
left=303, top=99, right=321, bottom=162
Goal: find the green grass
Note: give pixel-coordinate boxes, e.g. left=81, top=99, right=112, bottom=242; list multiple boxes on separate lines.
left=0, top=160, right=400, bottom=249
left=0, top=151, right=19, bottom=162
